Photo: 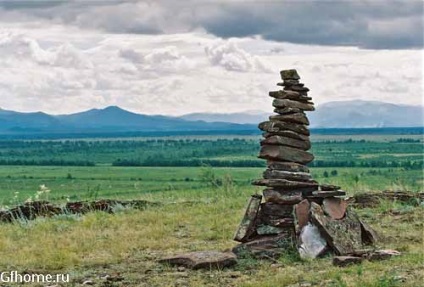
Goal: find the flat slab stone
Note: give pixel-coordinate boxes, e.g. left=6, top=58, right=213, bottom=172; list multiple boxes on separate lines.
left=269, top=113, right=310, bottom=125
left=310, top=203, right=363, bottom=255
left=234, top=194, right=262, bottom=242
left=320, top=184, right=341, bottom=191
left=274, top=107, right=303, bottom=115
left=323, top=197, right=347, bottom=219
left=266, top=161, right=310, bottom=173
left=280, top=69, right=300, bottom=80
left=261, top=135, right=311, bottom=150
left=273, top=99, right=315, bottom=111
left=333, top=256, right=363, bottom=267
left=284, top=86, right=310, bottom=93
left=294, top=199, right=310, bottom=232
left=259, top=120, right=310, bottom=136
left=253, top=178, right=318, bottom=189
left=263, top=189, right=303, bottom=205
left=311, top=190, right=346, bottom=198
left=260, top=202, right=294, bottom=218
left=259, top=145, right=314, bottom=164
left=366, top=249, right=401, bottom=261
left=263, top=130, right=309, bottom=141
left=159, top=251, right=237, bottom=270
left=263, top=169, right=312, bottom=181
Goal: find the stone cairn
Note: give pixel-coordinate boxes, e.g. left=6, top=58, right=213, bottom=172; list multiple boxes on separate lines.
left=233, top=69, right=379, bottom=260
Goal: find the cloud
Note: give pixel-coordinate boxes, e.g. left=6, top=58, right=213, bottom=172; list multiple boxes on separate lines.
left=0, top=1, right=422, bottom=49
left=0, top=25, right=421, bottom=116
left=205, top=41, right=271, bottom=72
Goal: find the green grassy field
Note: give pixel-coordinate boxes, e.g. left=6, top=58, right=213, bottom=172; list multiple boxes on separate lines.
left=0, top=134, right=423, bottom=286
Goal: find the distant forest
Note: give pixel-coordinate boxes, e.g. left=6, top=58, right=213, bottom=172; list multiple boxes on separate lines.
left=0, top=136, right=422, bottom=169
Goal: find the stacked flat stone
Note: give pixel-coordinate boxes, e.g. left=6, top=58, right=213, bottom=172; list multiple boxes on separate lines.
left=233, top=70, right=378, bottom=259
left=252, top=69, right=317, bottom=238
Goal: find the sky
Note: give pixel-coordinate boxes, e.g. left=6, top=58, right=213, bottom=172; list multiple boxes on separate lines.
left=0, top=0, right=423, bottom=116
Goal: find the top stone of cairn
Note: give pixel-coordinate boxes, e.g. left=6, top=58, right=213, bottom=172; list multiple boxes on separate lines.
left=280, top=69, right=300, bottom=80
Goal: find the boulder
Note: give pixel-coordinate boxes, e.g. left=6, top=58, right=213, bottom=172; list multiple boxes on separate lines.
left=273, top=99, right=315, bottom=111
left=320, top=184, right=341, bottom=191
left=269, top=113, right=310, bottom=125
left=159, top=251, right=237, bottom=270
left=259, top=145, right=314, bottom=164
left=261, top=135, right=311, bottom=150
left=259, top=120, right=310, bottom=136
left=257, top=225, right=285, bottom=235
left=284, top=86, right=310, bottom=93
left=359, top=219, right=379, bottom=245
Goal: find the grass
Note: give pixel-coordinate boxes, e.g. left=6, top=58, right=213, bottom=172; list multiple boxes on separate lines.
left=0, top=134, right=422, bottom=286
left=0, top=185, right=422, bottom=286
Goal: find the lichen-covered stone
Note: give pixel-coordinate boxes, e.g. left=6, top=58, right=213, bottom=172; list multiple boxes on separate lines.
left=280, top=69, right=300, bottom=80
left=234, top=194, right=262, bottom=242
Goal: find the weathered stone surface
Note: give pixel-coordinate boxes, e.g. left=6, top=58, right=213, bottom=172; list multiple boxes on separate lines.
left=259, top=120, right=310, bottom=136
left=283, top=79, right=302, bottom=86
left=261, top=135, right=311, bottom=150
left=298, top=223, right=328, bottom=259
left=266, top=161, right=310, bottom=173
left=159, top=251, right=237, bottom=270
left=259, top=145, right=314, bottom=164
left=294, top=199, right=310, bottom=232
left=359, top=219, right=379, bottom=245
left=322, top=198, right=347, bottom=220
left=311, top=190, right=346, bottom=198
left=264, top=189, right=303, bottom=205
left=274, top=107, right=303, bottom=115
left=260, top=202, right=294, bottom=217
left=253, top=178, right=318, bottom=189
left=265, top=217, right=295, bottom=227
left=280, top=69, right=300, bottom=80
left=320, top=184, right=341, bottom=191
left=333, top=256, right=363, bottom=267
left=269, top=113, right=310, bottom=125
left=284, top=86, right=310, bottom=93
left=234, top=194, right=262, bottom=242
left=257, top=225, right=285, bottom=235
left=263, top=130, right=310, bottom=141
left=263, top=169, right=312, bottom=181
left=273, top=99, right=315, bottom=111
left=366, top=249, right=401, bottom=261
left=233, top=231, right=295, bottom=259
left=269, top=90, right=311, bottom=102
left=269, top=90, right=300, bottom=99
left=310, top=203, right=363, bottom=255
